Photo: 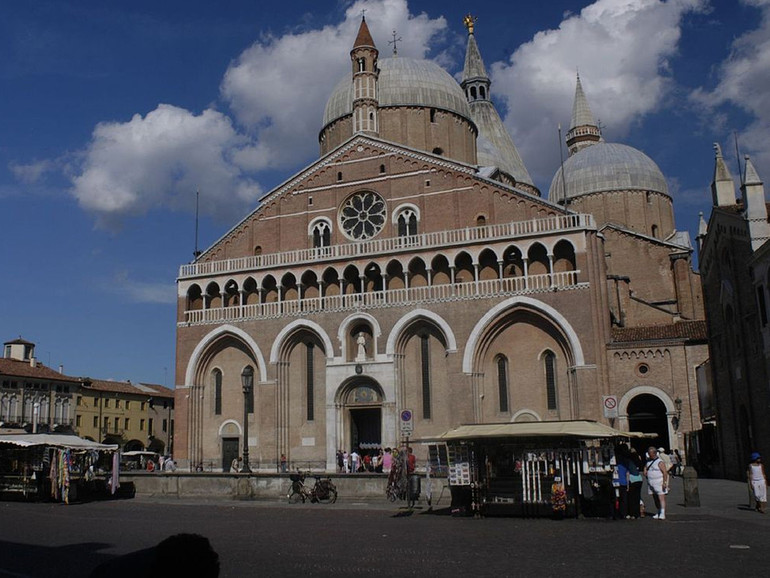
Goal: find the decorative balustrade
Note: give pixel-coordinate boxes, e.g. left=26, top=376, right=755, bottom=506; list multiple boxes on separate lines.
left=181, top=270, right=586, bottom=325
left=179, top=214, right=595, bottom=279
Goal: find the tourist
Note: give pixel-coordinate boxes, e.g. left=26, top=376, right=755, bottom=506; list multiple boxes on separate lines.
left=382, top=448, right=393, bottom=473
left=627, top=448, right=644, bottom=519
left=231, top=456, right=241, bottom=473
left=747, top=452, right=767, bottom=514
left=644, top=447, right=669, bottom=520
left=350, top=449, right=360, bottom=473
left=342, top=450, right=349, bottom=473
left=612, top=444, right=630, bottom=519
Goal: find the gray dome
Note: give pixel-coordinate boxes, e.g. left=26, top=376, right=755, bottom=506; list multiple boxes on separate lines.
left=548, top=142, right=669, bottom=202
left=322, top=57, right=472, bottom=128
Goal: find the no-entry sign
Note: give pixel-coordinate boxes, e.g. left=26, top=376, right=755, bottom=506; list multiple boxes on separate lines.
left=602, top=395, right=618, bottom=418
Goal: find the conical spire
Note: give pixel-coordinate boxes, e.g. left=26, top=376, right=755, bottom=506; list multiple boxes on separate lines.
left=570, top=74, right=596, bottom=131
left=565, top=73, right=601, bottom=155
left=711, top=143, right=736, bottom=207
left=353, top=16, right=375, bottom=49
left=744, top=155, right=762, bottom=186
left=462, top=22, right=488, bottom=83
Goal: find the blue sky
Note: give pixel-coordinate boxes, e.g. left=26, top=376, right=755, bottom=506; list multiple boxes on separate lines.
left=1, top=0, right=767, bottom=386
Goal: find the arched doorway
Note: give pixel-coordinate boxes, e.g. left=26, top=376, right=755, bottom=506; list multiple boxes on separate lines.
left=343, top=381, right=383, bottom=458
left=627, top=393, right=669, bottom=452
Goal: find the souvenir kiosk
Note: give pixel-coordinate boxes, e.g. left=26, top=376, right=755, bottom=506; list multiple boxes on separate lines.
left=0, top=433, right=119, bottom=503
left=426, top=420, right=646, bottom=518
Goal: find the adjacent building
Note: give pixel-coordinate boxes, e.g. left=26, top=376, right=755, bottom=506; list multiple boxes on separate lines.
left=174, top=17, right=708, bottom=472
left=697, top=148, right=770, bottom=479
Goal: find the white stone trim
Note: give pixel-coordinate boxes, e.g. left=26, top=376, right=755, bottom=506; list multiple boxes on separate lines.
left=270, top=319, right=335, bottom=363
left=462, top=296, right=585, bottom=373
left=218, top=419, right=242, bottom=437
left=511, top=409, right=542, bottom=422
left=184, top=324, right=268, bottom=385
left=386, top=308, right=458, bottom=355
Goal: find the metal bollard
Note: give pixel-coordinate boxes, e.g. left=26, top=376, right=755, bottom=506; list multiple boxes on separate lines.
left=682, top=466, right=700, bottom=507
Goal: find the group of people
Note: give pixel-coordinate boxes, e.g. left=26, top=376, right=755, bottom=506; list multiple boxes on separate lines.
left=611, top=445, right=673, bottom=520
left=145, top=455, right=175, bottom=472
left=335, top=447, right=395, bottom=473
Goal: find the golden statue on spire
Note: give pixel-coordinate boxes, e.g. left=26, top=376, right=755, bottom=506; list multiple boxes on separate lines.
left=463, top=14, right=477, bottom=34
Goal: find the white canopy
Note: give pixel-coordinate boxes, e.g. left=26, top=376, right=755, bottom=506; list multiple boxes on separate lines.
left=420, top=420, right=649, bottom=442
left=0, top=433, right=118, bottom=451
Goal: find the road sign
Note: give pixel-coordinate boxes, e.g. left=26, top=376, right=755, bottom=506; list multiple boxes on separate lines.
left=602, top=395, right=618, bottom=419
left=400, top=409, right=414, bottom=435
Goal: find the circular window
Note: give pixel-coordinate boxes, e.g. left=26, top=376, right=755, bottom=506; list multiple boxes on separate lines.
left=339, top=191, right=386, bottom=240
left=637, top=363, right=650, bottom=376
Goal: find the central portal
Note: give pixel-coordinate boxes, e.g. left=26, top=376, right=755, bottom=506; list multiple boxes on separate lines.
left=350, top=407, right=382, bottom=451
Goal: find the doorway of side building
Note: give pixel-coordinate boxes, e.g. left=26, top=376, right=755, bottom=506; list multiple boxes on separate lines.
left=222, top=437, right=239, bottom=472
left=627, top=393, right=670, bottom=452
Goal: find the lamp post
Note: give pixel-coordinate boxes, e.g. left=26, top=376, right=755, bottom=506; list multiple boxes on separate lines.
left=240, top=366, right=254, bottom=473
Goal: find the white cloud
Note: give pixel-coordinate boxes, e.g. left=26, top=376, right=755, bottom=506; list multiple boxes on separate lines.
left=71, top=104, right=262, bottom=226
left=9, top=159, right=55, bottom=184
left=491, top=0, right=707, bottom=189
left=690, top=0, right=770, bottom=181
left=220, top=0, right=447, bottom=171
left=111, top=271, right=176, bottom=304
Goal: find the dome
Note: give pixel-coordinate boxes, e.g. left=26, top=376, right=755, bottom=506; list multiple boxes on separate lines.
left=322, top=57, right=473, bottom=128
left=548, top=142, right=669, bottom=202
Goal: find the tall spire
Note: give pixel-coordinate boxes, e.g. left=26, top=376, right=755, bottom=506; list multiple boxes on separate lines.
left=565, top=73, right=601, bottom=155
left=350, top=16, right=379, bottom=136
left=460, top=15, right=536, bottom=193
left=711, top=143, right=736, bottom=207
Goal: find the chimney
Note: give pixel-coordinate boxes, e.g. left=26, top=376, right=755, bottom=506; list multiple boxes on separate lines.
left=59, top=364, right=64, bottom=374
left=30, top=356, right=36, bottom=368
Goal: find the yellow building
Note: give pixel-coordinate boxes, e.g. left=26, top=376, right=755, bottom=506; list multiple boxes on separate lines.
left=76, top=379, right=174, bottom=454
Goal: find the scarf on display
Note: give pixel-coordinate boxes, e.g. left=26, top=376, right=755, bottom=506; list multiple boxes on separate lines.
left=49, top=448, right=71, bottom=504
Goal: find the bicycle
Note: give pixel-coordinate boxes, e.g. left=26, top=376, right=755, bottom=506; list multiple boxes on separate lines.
left=287, top=471, right=337, bottom=504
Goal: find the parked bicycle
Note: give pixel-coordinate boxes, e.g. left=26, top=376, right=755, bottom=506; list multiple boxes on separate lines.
left=287, top=471, right=337, bottom=504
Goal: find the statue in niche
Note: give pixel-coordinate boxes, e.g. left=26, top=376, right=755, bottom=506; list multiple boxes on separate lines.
left=356, top=333, right=366, bottom=361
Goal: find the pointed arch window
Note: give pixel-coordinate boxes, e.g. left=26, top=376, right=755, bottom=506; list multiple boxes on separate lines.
left=312, top=221, right=331, bottom=248
left=212, top=369, right=222, bottom=415
left=421, top=334, right=431, bottom=419
left=306, top=342, right=315, bottom=422
left=544, top=351, right=557, bottom=410
left=397, top=209, right=418, bottom=237
left=496, top=355, right=509, bottom=413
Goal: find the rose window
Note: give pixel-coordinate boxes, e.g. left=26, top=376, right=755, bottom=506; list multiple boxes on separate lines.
left=339, top=191, right=386, bottom=240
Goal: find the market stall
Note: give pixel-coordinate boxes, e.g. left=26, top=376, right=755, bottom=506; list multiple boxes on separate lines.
left=0, top=434, right=119, bottom=503
left=423, top=420, right=648, bottom=518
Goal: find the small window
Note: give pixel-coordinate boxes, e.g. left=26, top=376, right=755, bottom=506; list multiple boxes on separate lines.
left=397, top=210, right=418, bottom=237
left=496, top=355, right=509, bottom=413
left=308, top=196, right=313, bottom=206
left=432, top=147, right=443, bottom=156
left=637, top=363, right=650, bottom=377
left=254, top=246, right=262, bottom=256
left=126, top=401, right=130, bottom=410
left=124, top=418, right=130, bottom=430
left=104, top=399, right=110, bottom=408
left=476, top=215, right=486, bottom=227
left=140, top=419, right=145, bottom=431
left=93, top=416, right=98, bottom=428
left=430, top=108, right=437, bottom=123
left=76, top=415, right=82, bottom=427
left=116, top=399, right=121, bottom=409
left=312, top=221, right=331, bottom=249
left=544, top=351, right=557, bottom=410
left=380, top=164, right=385, bottom=174
left=337, top=172, right=343, bottom=181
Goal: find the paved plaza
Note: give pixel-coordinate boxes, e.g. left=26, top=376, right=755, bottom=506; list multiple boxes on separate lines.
left=0, top=478, right=767, bottom=577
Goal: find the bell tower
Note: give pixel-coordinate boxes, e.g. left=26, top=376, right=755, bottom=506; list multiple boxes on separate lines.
left=351, top=16, right=379, bottom=136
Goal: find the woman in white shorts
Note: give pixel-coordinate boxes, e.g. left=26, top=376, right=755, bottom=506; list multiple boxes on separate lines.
left=747, top=452, right=767, bottom=514
left=644, top=447, right=669, bottom=519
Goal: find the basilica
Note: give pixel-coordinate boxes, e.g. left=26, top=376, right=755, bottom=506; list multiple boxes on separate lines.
left=173, top=17, right=708, bottom=472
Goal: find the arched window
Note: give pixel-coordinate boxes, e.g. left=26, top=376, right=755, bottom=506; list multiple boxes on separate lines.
left=496, top=355, right=509, bottom=413
left=306, top=342, right=315, bottom=421
left=358, top=58, right=366, bottom=72
left=311, top=220, right=331, bottom=248
left=421, top=334, right=431, bottom=419
left=480, top=86, right=486, bottom=99
left=212, top=369, right=222, bottom=415
left=476, top=215, right=486, bottom=227
left=651, top=224, right=658, bottom=238
left=397, top=209, right=418, bottom=237
left=470, top=86, right=477, bottom=100
left=544, top=351, right=557, bottom=410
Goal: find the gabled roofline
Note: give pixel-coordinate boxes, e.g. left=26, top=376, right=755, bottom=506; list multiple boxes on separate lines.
left=192, top=134, right=568, bottom=263
left=599, top=222, right=692, bottom=252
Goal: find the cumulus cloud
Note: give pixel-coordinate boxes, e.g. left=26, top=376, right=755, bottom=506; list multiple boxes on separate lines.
left=71, top=104, right=261, bottom=226
left=690, top=0, right=770, bottom=181
left=220, top=0, right=447, bottom=171
left=492, top=0, right=708, bottom=188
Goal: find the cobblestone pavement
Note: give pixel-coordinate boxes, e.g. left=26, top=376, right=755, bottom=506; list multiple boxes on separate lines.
left=0, top=478, right=767, bottom=577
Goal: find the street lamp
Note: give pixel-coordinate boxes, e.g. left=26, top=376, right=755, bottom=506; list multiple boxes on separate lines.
left=240, top=366, right=254, bottom=473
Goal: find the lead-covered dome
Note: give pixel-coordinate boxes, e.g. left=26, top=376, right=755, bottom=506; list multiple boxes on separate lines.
left=322, top=57, right=473, bottom=128
left=548, top=142, right=669, bottom=202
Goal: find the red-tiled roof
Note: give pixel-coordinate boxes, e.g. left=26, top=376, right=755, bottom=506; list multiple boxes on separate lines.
left=611, top=320, right=708, bottom=343
left=0, top=358, right=82, bottom=383
left=84, top=379, right=174, bottom=398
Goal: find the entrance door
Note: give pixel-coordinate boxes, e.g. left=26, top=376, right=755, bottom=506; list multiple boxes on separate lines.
left=222, top=437, right=240, bottom=472
left=627, top=394, right=670, bottom=452
left=350, top=408, right=381, bottom=451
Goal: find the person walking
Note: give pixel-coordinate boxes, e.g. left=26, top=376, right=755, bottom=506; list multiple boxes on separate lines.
left=350, top=449, right=360, bottom=473
left=747, top=452, right=767, bottom=514
left=382, top=448, right=393, bottom=474
left=627, top=448, right=644, bottom=519
left=342, top=450, right=349, bottom=473
left=644, top=447, right=669, bottom=520
left=612, top=444, right=630, bottom=520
